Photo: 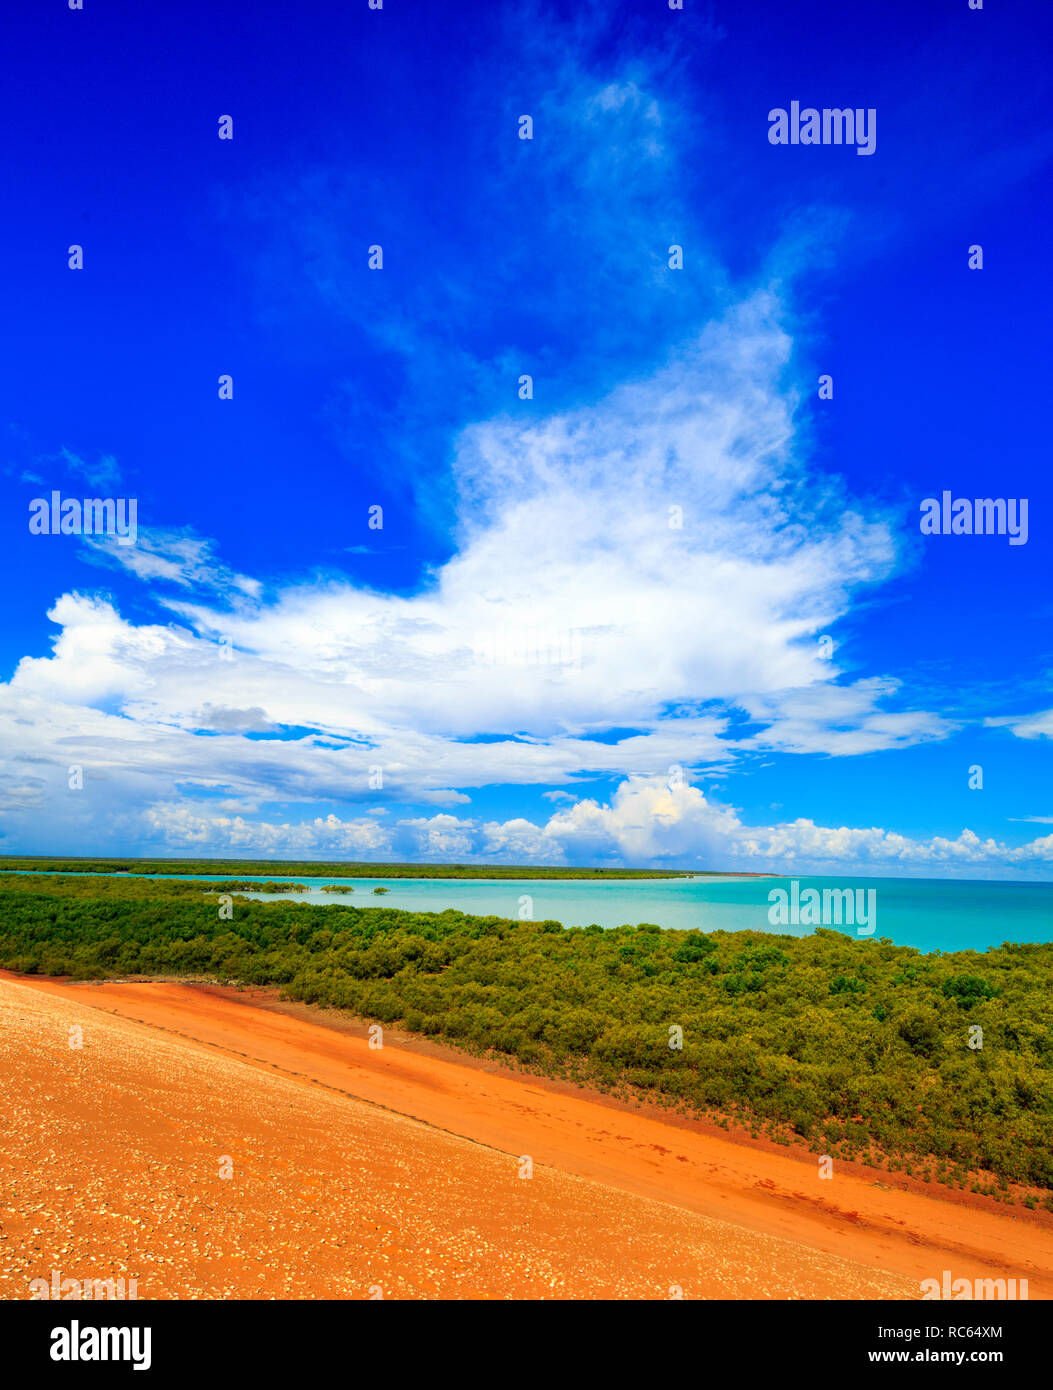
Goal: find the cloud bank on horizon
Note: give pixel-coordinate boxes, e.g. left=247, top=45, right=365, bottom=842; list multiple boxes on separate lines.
left=2, top=1, right=1050, bottom=877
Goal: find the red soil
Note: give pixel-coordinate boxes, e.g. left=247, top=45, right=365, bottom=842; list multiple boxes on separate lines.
left=1, top=972, right=1048, bottom=1300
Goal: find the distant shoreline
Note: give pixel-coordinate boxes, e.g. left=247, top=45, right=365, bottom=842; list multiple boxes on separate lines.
left=0, top=855, right=778, bottom=881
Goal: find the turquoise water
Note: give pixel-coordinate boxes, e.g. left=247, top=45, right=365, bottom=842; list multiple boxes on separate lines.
left=245, top=874, right=1052, bottom=952
left=12, top=870, right=1052, bottom=953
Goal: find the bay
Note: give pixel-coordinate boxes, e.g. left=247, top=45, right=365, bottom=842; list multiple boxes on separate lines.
left=13, top=870, right=1050, bottom=953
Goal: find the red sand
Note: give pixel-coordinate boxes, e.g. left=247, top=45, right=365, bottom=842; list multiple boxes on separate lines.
left=1, top=971, right=1049, bottom=1300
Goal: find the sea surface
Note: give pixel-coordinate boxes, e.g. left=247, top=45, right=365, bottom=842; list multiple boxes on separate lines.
left=12, top=870, right=1053, bottom=953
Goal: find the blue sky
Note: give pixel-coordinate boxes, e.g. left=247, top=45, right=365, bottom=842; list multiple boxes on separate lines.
left=1, top=0, right=1051, bottom=875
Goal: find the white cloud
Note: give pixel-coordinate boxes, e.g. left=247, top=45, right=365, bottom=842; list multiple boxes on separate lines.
left=395, top=813, right=478, bottom=859
left=481, top=816, right=564, bottom=863
left=0, top=294, right=957, bottom=861
left=987, top=709, right=1053, bottom=741
left=8, top=297, right=924, bottom=742
left=84, top=530, right=262, bottom=598
left=143, top=804, right=393, bottom=857
left=541, top=775, right=1053, bottom=872
left=416, top=789, right=472, bottom=807
left=59, top=447, right=121, bottom=491
left=124, top=775, right=1053, bottom=873
left=740, top=679, right=955, bottom=755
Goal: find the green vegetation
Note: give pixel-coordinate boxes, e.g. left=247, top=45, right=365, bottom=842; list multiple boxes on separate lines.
left=372, top=886, right=389, bottom=894
left=2, top=872, right=1050, bottom=1197
left=0, top=856, right=705, bottom=880
left=211, top=881, right=308, bottom=893
left=321, top=885, right=355, bottom=894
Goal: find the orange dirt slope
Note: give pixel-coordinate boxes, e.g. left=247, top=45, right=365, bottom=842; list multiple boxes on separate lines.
left=1, top=972, right=1048, bottom=1300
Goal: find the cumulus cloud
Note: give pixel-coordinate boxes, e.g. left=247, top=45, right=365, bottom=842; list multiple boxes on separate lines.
left=395, top=814, right=477, bottom=860
left=541, top=775, right=1053, bottom=872
left=143, top=805, right=393, bottom=857
left=126, top=775, right=1053, bottom=873
left=480, top=816, right=564, bottom=863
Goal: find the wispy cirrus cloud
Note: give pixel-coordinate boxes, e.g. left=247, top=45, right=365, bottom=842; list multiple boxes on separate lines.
left=57, top=447, right=122, bottom=492
left=83, top=530, right=262, bottom=598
